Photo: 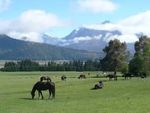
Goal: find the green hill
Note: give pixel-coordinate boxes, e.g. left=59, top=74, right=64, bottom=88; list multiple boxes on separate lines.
left=0, top=34, right=99, bottom=60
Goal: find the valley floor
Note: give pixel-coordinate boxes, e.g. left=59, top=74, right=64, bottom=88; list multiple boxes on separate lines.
left=0, top=71, right=150, bottom=113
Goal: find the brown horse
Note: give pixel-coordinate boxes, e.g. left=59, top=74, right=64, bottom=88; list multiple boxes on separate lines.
left=78, top=74, right=86, bottom=79
left=31, top=81, right=55, bottom=99
left=106, top=74, right=117, bottom=81
left=61, top=75, right=67, bottom=81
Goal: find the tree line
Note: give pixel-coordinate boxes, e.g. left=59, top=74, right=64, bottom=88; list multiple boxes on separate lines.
left=0, top=59, right=100, bottom=72
left=1, top=35, right=150, bottom=76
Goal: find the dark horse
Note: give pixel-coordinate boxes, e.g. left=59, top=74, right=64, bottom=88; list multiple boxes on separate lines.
left=78, top=74, right=86, bottom=79
left=122, top=72, right=132, bottom=80
left=40, top=76, right=51, bottom=82
left=31, top=81, right=55, bottom=99
left=61, top=75, right=67, bottom=81
left=139, top=72, right=147, bottom=78
left=106, top=74, right=117, bottom=81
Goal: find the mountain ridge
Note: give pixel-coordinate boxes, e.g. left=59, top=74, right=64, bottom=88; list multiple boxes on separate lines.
left=0, top=34, right=99, bottom=60
left=41, top=27, right=134, bottom=53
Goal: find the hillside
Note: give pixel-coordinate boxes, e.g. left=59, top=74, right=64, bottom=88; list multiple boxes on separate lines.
left=0, top=35, right=99, bottom=60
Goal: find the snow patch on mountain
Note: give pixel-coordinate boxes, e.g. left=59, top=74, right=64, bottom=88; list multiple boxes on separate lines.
left=83, top=11, right=150, bottom=43
left=67, top=34, right=102, bottom=44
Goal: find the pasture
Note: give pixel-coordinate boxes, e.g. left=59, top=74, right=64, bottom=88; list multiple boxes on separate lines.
left=0, top=71, right=150, bottom=113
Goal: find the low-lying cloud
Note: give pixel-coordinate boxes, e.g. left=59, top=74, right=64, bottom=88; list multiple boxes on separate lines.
left=0, top=10, right=66, bottom=42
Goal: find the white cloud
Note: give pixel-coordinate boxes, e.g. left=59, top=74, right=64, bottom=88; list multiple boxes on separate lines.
left=107, top=35, right=138, bottom=43
left=17, top=10, right=65, bottom=32
left=0, top=0, right=11, bottom=12
left=119, top=11, right=150, bottom=36
left=77, top=0, right=118, bottom=13
left=72, top=35, right=102, bottom=43
left=84, top=10, right=150, bottom=42
left=0, top=10, right=66, bottom=42
left=7, top=32, right=43, bottom=42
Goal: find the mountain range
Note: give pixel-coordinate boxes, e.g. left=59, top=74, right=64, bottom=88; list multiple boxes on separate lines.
left=1, top=10, right=150, bottom=60
left=0, top=35, right=99, bottom=60
left=0, top=21, right=142, bottom=60
left=41, top=26, right=135, bottom=53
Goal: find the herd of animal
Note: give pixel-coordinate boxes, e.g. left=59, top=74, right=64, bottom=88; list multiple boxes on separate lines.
left=106, top=72, right=147, bottom=81
left=31, top=72, right=147, bottom=100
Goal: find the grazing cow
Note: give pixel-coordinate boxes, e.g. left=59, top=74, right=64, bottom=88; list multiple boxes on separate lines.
left=106, top=74, right=117, bottom=81
left=78, top=74, right=86, bottom=79
left=31, top=81, right=55, bottom=99
left=61, top=75, right=67, bottom=81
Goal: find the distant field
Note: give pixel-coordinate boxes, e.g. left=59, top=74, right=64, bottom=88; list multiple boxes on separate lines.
left=0, top=71, right=150, bottom=113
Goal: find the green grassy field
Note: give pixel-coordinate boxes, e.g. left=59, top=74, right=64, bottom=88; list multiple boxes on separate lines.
left=0, top=71, right=150, bottom=113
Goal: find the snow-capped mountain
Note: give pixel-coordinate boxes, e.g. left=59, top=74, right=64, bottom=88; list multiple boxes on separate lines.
left=41, top=26, right=134, bottom=53
left=62, top=27, right=123, bottom=52
left=64, top=27, right=122, bottom=40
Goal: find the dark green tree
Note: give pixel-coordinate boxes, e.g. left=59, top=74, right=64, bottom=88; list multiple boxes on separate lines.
left=3, top=62, right=18, bottom=71
left=129, top=36, right=150, bottom=76
left=84, top=60, right=100, bottom=71
left=18, top=59, right=39, bottom=71
left=129, top=54, right=144, bottom=76
left=48, top=61, right=57, bottom=71
left=100, top=39, right=128, bottom=74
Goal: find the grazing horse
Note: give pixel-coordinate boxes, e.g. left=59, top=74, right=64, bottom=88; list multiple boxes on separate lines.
left=122, top=72, right=132, bottom=80
left=40, top=76, right=51, bottom=82
left=140, top=72, right=147, bottom=79
left=106, top=74, right=117, bottom=81
left=61, top=75, right=67, bottom=81
left=31, top=81, right=55, bottom=99
left=78, top=74, right=86, bottom=79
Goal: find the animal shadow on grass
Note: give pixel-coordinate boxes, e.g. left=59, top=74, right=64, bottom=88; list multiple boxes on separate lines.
left=91, top=87, right=103, bottom=90
left=19, top=97, right=33, bottom=100
left=20, top=97, right=55, bottom=100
